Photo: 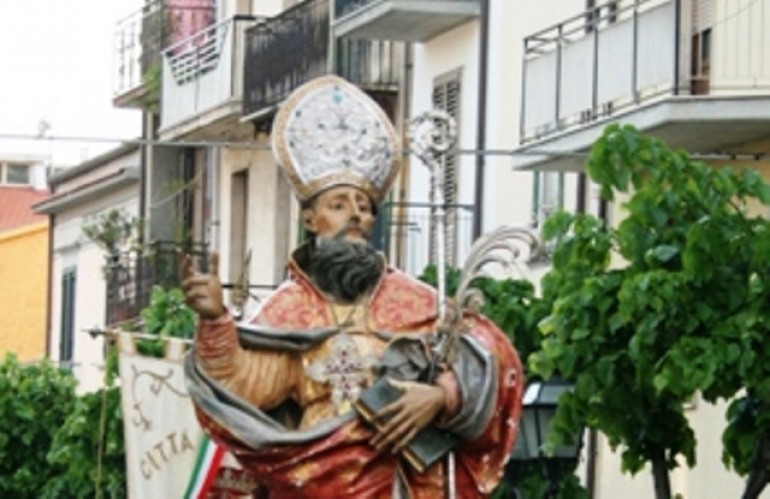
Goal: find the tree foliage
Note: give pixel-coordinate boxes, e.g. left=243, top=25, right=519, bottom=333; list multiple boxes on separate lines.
left=136, top=285, right=196, bottom=357
left=43, top=386, right=125, bottom=498
left=529, top=124, right=770, bottom=496
left=0, top=286, right=197, bottom=498
left=0, top=352, right=127, bottom=498
left=0, top=354, right=77, bottom=497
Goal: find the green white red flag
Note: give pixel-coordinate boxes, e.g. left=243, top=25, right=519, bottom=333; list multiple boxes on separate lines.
left=183, top=435, right=226, bottom=499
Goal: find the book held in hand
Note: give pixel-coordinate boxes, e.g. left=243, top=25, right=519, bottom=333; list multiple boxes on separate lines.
left=353, top=377, right=459, bottom=473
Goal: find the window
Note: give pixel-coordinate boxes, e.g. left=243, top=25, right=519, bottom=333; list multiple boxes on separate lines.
left=432, top=68, right=462, bottom=266
left=0, top=162, right=31, bottom=185
left=691, top=0, right=713, bottom=94
left=229, top=170, right=249, bottom=303
left=533, top=171, right=564, bottom=227
left=60, top=268, right=77, bottom=368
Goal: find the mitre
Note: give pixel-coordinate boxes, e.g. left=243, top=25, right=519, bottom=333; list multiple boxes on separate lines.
left=271, top=75, right=402, bottom=204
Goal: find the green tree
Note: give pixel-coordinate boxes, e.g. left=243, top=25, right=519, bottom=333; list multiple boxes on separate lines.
left=530, top=124, right=770, bottom=498
left=43, top=386, right=126, bottom=499
left=0, top=354, right=77, bottom=498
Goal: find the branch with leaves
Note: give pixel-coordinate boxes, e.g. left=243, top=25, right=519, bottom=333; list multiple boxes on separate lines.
left=530, top=124, right=770, bottom=498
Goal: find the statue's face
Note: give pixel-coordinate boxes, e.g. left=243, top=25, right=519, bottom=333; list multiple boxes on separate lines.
left=303, top=186, right=375, bottom=243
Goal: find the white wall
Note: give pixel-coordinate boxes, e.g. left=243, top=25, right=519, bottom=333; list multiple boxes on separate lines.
left=712, top=0, right=770, bottom=94
left=484, top=0, right=590, bottom=231
left=50, top=187, right=139, bottom=393
left=410, top=21, right=480, bottom=207
left=408, top=0, right=593, bottom=235
left=218, top=137, right=295, bottom=318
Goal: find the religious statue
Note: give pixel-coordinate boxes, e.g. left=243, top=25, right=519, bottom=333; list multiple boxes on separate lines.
left=183, top=75, right=524, bottom=498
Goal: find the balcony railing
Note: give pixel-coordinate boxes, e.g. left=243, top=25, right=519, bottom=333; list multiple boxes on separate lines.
left=105, top=241, right=208, bottom=326
left=160, top=15, right=259, bottom=132
left=377, top=202, right=475, bottom=276
left=113, top=0, right=215, bottom=106
left=242, top=0, right=402, bottom=119
left=520, top=0, right=681, bottom=143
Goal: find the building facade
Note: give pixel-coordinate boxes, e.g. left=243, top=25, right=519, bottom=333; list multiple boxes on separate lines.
left=34, top=145, right=141, bottom=392
left=0, top=156, right=49, bottom=361
left=104, top=0, right=770, bottom=496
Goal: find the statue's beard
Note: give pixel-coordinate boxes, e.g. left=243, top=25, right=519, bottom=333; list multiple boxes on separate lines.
left=311, top=227, right=384, bottom=303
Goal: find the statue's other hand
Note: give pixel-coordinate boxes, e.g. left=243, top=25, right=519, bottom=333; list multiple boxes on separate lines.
left=180, top=252, right=225, bottom=320
left=369, top=379, right=446, bottom=453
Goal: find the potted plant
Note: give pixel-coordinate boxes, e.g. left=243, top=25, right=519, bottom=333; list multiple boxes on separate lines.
left=82, top=209, right=142, bottom=266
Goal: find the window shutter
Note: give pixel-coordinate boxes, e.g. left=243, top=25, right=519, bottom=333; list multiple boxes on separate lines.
left=60, top=268, right=77, bottom=366
left=693, top=0, right=714, bottom=31
left=431, top=68, right=462, bottom=266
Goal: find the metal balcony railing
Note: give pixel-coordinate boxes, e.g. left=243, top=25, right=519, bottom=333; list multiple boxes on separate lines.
left=520, top=0, right=681, bottom=143
left=104, top=241, right=208, bottom=326
left=242, top=0, right=402, bottom=118
left=377, top=202, right=475, bottom=276
left=113, top=0, right=215, bottom=103
left=336, top=38, right=401, bottom=92
left=160, top=15, right=259, bottom=130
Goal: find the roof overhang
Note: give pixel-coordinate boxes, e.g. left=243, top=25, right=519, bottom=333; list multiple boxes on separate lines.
left=511, top=95, right=770, bottom=172
left=33, top=166, right=139, bottom=215
left=333, top=0, right=480, bottom=42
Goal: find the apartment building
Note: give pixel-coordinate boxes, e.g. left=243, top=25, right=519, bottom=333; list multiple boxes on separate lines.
left=108, top=0, right=770, bottom=496
left=505, top=1, right=770, bottom=497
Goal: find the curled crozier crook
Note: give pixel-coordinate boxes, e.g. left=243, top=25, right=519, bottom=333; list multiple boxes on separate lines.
left=439, top=225, right=545, bottom=366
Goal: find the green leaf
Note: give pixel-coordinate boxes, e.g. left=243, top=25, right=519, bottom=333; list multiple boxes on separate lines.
left=647, top=244, right=680, bottom=264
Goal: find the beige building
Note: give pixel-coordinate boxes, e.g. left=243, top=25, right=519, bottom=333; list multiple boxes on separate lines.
left=506, top=0, right=770, bottom=498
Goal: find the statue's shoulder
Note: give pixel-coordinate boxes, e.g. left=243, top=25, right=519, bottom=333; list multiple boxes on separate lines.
left=370, top=267, right=438, bottom=330
left=253, top=277, right=330, bottom=329
left=379, top=267, right=436, bottom=297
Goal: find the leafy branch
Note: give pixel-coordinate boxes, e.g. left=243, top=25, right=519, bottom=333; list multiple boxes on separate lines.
left=529, top=124, right=770, bottom=498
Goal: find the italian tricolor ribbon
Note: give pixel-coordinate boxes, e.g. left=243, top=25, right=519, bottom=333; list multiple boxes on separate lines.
left=183, top=435, right=225, bottom=499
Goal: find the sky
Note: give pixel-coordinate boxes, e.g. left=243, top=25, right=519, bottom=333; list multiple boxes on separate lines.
left=0, top=0, right=143, bottom=168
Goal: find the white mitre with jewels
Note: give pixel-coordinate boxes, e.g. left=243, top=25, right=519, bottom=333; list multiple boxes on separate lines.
left=272, top=75, right=402, bottom=204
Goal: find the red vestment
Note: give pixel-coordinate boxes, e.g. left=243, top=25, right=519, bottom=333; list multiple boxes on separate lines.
left=191, top=261, right=523, bottom=498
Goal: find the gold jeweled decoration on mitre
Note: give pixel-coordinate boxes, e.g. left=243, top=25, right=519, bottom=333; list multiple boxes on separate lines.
left=272, top=75, right=402, bottom=204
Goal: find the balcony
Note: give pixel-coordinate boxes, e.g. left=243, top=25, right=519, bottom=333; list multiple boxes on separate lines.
left=242, top=0, right=402, bottom=122
left=376, top=202, right=475, bottom=276
left=159, top=15, right=260, bottom=140
left=113, top=0, right=215, bottom=108
left=104, top=241, right=208, bottom=326
left=512, top=0, right=770, bottom=171
left=333, top=0, right=480, bottom=42
left=105, top=241, right=279, bottom=325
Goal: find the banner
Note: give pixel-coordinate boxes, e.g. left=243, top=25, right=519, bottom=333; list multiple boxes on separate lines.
left=118, top=332, right=203, bottom=498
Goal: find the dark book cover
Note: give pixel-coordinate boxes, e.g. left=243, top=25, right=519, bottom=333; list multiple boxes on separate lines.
left=353, top=377, right=459, bottom=473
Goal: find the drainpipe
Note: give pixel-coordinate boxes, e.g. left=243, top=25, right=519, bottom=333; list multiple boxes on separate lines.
left=576, top=173, right=587, bottom=214
left=674, top=0, right=681, bottom=95
left=139, top=111, right=149, bottom=245
left=395, top=42, right=414, bottom=268
left=45, top=212, right=55, bottom=357
left=327, top=0, right=336, bottom=74
left=472, top=0, right=490, bottom=240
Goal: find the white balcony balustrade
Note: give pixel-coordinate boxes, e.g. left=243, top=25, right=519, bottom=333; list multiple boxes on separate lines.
left=160, top=15, right=260, bottom=140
